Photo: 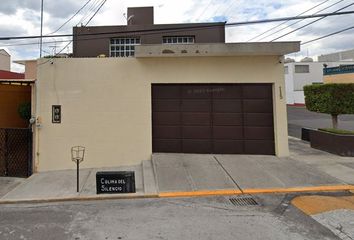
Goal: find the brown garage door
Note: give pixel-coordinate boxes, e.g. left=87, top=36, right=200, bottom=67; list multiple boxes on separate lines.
left=152, top=84, right=275, bottom=155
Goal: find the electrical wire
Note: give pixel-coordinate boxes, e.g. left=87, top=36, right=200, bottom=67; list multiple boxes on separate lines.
left=257, top=0, right=346, bottom=41
left=221, top=0, right=238, bottom=18
left=85, top=0, right=107, bottom=25
left=247, top=0, right=332, bottom=42
left=78, top=0, right=103, bottom=25
left=301, top=24, right=354, bottom=45
left=270, top=2, right=354, bottom=41
left=1, top=10, right=354, bottom=42
left=47, top=0, right=93, bottom=35
left=195, top=0, right=214, bottom=21
left=38, top=0, right=108, bottom=66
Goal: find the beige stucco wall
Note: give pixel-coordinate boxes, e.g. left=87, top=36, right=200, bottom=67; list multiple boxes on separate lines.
left=324, top=73, right=354, bottom=83
left=24, top=60, right=37, bottom=79
left=35, top=56, right=289, bottom=171
left=0, top=50, right=10, bottom=71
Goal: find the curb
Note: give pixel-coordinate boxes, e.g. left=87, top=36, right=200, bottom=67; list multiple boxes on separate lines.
left=158, top=185, right=354, bottom=198
left=0, top=194, right=159, bottom=205
left=1, top=185, right=353, bottom=204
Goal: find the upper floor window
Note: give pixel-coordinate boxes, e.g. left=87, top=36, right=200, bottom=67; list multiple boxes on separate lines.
left=110, top=37, right=140, bottom=57
left=163, top=36, right=195, bottom=44
left=294, top=65, right=310, bottom=73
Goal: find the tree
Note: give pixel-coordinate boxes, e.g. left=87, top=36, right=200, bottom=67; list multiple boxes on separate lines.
left=304, top=84, right=354, bottom=129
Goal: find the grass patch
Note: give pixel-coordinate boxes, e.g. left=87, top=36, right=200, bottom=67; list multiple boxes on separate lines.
left=319, top=128, right=354, bottom=135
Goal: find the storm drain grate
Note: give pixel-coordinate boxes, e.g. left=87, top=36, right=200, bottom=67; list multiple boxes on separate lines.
left=229, top=196, right=258, bottom=206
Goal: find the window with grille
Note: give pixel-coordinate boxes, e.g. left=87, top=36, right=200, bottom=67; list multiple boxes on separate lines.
left=163, top=36, right=195, bottom=44
left=110, top=37, right=140, bottom=57
left=294, top=65, right=310, bottom=73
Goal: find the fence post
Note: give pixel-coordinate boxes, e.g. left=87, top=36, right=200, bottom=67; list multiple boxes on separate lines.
left=4, top=129, right=8, bottom=176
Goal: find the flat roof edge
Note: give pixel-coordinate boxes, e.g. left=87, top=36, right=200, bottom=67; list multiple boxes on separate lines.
left=135, top=42, right=300, bottom=58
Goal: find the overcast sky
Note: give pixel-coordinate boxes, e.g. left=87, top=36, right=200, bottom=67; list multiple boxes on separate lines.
left=1, top=0, right=354, bottom=72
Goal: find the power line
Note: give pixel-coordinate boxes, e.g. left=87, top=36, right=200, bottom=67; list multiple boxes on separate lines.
left=270, top=2, right=354, bottom=41
left=258, top=0, right=345, bottom=42
left=258, top=0, right=346, bottom=41
left=6, top=21, right=353, bottom=50
left=221, top=0, right=238, bottom=18
left=78, top=0, right=103, bottom=25
left=196, top=0, right=214, bottom=21
left=85, top=0, right=107, bottom=25
left=302, top=24, right=354, bottom=45
left=1, top=10, right=354, bottom=41
left=247, top=0, right=331, bottom=42
left=48, top=0, right=93, bottom=35
left=38, top=0, right=108, bottom=66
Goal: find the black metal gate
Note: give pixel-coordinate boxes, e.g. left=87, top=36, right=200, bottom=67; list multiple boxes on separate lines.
left=0, top=128, right=32, bottom=177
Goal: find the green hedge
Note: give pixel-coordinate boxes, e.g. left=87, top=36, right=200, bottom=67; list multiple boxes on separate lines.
left=304, top=84, right=354, bottom=115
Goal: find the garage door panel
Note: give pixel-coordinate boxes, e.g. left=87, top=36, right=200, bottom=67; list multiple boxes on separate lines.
left=153, top=112, right=180, bottom=125
left=212, top=85, right=242, bottom=99
left=244, top=127, right=274, bottom=140
left=152, top=85, right=180, bottom=99
left=213, top=113, right=243, bottom=126
left=244, top=140, right=275, bottom=154
left=181, top=99, right=211, bottom=112
left=213, top=100, right=242, bottom=113
left=152, top=84, right=275, bottom=155
left=182, top=85, right=211, bottom=99
left=153, top=100, right=180, bottom=112
left=213, top=140, right=244, bottom=154
left=243, top=100, right=273, bottom=113
left=182, top=126, right=211, bottom=139
left=153, top=139, right=181, bottom=153
left=183, top=140, right=212, bottom=153
left=243, top=85, right=272, bottom=99
left=244, top=113, right=273, bottom=127
left=153, top=126, right=181, bottom=139
left=213, top=126, right=243, bottom=139
left=182, top=113, right=211, bottom=126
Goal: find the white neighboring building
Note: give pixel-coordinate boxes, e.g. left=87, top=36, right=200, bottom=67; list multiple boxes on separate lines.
left=0, top=49, right=10, bottom=71
left=284, top=57, right=354, bottom=105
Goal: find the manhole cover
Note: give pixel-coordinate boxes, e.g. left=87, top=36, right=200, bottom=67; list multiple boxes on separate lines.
left=229, top=196, right=258, bottom=206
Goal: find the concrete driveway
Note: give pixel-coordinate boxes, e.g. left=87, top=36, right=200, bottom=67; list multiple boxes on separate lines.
left=152, top=137, right=354, bottom=194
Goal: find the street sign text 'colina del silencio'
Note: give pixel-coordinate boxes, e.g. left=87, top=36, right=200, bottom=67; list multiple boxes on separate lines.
left=96, top=171, right=136, bottom=194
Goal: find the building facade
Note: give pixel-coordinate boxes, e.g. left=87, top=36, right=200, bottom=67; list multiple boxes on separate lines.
left=318, top=48, right=354, bottom=62
left=33, top=42, right=299, bottom=172
left=285, top=58, right=354, bottom=105
left=73, top=7, right=225, bottom=58
left=323, top=64, right=354, bottom=83
left=0, top=49, right=10, bottom=71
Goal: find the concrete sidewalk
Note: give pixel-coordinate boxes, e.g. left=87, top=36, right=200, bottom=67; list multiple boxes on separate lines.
left=153, top=137, right=354, bottom=195
left=1, top=137, right=353, bottom=203
left=1, top=161, right=158, bottom=203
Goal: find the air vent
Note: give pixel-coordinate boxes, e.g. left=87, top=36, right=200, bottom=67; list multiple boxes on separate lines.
left=229, top=196, right=258, bottom=206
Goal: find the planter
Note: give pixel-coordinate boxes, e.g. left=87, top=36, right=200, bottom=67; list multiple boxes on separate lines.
left=309, top=129, right=354, bottom=157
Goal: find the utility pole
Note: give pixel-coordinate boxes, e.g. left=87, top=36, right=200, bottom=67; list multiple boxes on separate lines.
left=40, top=0, right=44, bottom=58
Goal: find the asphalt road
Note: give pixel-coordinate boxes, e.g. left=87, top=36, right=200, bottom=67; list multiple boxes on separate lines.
left=287, top=106, right=354, bottom=138
left=0, top=195, right=340, bottom=240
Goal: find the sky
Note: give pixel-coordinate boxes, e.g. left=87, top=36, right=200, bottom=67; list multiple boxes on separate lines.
left=0, top=0, right=354, bottom=72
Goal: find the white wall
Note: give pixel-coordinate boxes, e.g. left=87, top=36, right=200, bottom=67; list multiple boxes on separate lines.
left=284, top=61, right=354, bottom=104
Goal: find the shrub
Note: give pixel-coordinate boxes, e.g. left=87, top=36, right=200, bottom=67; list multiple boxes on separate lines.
left=304, top=84, right=354, bottom=129
left=18, top=102, right=31, bottom=121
